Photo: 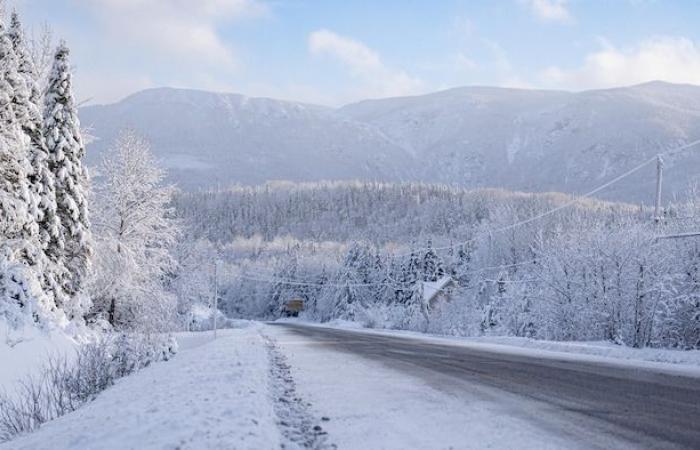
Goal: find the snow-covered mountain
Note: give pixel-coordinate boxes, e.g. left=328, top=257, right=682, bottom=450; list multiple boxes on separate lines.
left=80, top=82, right=700, bottom=201
left=80, top=88, right=415, bottom=190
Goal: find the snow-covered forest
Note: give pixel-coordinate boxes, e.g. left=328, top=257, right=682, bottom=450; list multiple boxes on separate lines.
left=175, top=182, right=700, bottom=349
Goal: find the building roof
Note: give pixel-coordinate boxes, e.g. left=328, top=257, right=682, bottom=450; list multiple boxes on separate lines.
left=422, top=276, right=454, bottom=303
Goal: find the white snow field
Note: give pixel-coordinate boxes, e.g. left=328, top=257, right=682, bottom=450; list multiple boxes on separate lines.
left=1, top=325, right=282, bottom=450
left=0, top=322, right=78, bottom=393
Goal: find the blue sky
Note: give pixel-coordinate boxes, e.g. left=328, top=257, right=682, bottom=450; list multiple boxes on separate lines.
left=13, top=0, right=700, bottom=105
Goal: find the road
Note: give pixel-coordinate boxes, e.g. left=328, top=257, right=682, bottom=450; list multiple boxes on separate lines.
left=274, top=323, right=700, bottom=449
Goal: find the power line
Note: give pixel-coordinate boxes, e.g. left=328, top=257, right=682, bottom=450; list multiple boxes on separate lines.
left=236, top=271, right=393, bottom=288
left=228, top=255, right=546, bottom=288
left=655, top=231, right=700, bottom=240
left=220, top=139, right=700, bottom=288
left=389, top=137, right=700, bottom=259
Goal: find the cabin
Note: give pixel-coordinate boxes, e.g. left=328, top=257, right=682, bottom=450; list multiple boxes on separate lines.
left=420, top=276, right=456, bottom=309
left=282, top=298, right=305, bottom=317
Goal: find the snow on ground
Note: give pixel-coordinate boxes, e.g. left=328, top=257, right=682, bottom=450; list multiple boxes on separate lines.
left=0, top=322, right=78, bottom=393
left=267, top=325, right=614, bottom=450
left=2, top=325, right=283, bottom=450
left=6, top=320, right=698, bottom=449
left=282, top=319, right=700, bottom=377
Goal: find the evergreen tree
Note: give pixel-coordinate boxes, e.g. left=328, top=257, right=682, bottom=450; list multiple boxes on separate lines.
left=422, top=240, right=445, bottom=282
left=9, top=11, right=59, bottom=250
left=395, top=249, right=420, bottom=304
left=0, top=12, right=36, bottom=248
left=8, top=11, right=64, bottom=305
left=43, top=41, right=92, bottom=311
left=0, top=12, right=55, bottom=325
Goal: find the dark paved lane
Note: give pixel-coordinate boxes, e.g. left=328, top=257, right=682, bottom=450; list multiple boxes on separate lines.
left=273, top=323, right=700, bottom=449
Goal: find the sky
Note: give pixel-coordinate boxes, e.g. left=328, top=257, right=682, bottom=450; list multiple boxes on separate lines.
left=12, top=0, right=700, bottom=106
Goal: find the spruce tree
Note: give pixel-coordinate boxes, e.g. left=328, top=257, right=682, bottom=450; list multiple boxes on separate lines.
left=0, top=13, right=36, bottom=248
left=43, top=41, right=92, bottom=310
left=8, top=11, right=65, bottom=305
left=422, top=240, right=445, bottom=282
left=0, top=12, right=54, bottom=325
left=9, top=12, right=60, bottom=251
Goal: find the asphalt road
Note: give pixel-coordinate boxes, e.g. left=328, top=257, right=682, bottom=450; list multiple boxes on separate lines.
left=274, top=323, right=700, bottom=449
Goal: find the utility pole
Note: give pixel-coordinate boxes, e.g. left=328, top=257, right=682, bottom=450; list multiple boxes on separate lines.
left=212, top=261, right=218, bottom=339
left=654, top=155, right=664, bottom=224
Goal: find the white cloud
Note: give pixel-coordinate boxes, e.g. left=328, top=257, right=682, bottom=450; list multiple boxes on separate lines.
left=77, top=0, right=266, bottom=70
left=308, top=29, right=424, bottom=99
left=541, top=36, right=700, bottom=89
left=75, top=71, right=154, bottom=105
left=521, top=0, right=571, bottom=23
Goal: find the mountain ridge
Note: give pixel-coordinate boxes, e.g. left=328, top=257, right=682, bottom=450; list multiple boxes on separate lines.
left=79, top=81, right=700, bottom=202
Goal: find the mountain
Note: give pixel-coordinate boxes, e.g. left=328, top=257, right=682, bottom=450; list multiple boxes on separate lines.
left=340, top=82, right=700, bottom=202
left=80, top=88, right=415, bottom=190
left=80, top=82, right=700, bottom=202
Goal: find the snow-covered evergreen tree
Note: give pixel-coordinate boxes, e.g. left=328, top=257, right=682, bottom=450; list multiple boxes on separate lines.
left=9, top=11, right=59, bottom=248
left=422, top=240, right=445, bottom=282
left=0, top=11, right=37, bottom=250
left=8, top=11, right=64, bottom=306
left=43, top=41, right=92, bottom=314
left=0, top=11, right=56, bottom=326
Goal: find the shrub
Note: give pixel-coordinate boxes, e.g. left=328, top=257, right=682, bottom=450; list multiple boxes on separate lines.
left=0, top=333, right=177, bottom=442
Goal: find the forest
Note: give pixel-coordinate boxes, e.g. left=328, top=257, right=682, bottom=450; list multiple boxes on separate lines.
left=174, top=182, right=700, bottom=349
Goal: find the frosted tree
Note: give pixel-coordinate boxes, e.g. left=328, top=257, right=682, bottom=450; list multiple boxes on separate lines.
left=172, top=239, right=217, bottom=329
left=400, top=249, right=421, bottom=303
left=43, top=41, right=92, bottom=314
left=8, top=11, right=64, bottom=305
left=90, top=130, right=179, bottom=331
left=27, top=22, right=53, bottom=86
left=0, top=11, right=37, bottom=250
left=422, top=240, right=445, bottom=282
left=0, top=12, right=54, bottom=326
left=9, top=11, right=58, bottom=246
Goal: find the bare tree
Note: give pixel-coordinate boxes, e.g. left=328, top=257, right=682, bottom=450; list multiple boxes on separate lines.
left=27, top=22, right=53, bottom=86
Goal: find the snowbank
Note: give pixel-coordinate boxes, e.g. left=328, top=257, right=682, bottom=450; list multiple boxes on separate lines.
left=2, top=325, right=281, bottom=450
left=0, top=322, right=78, bottom=393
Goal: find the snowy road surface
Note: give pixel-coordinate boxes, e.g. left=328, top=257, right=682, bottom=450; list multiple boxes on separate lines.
left=270, top=323, right=700, bottom=449
left=4, top=323, right=700, bottom=449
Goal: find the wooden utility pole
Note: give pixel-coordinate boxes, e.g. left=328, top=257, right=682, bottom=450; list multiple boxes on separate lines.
left=654, top=155, right=664, bottom=224
left=213, top=261, right=218, bottom=339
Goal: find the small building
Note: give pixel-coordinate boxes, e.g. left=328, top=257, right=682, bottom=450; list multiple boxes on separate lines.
left=421, top=276, right=456, bottom=309
left=282, top=298, right=305, bottom=317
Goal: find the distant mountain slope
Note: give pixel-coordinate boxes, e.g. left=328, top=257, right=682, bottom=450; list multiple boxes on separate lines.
left=340, top=82, right=700, bottom=202
left=80, top=88, right=415, bottom=190
left=80, top=82, right=700, bottom=201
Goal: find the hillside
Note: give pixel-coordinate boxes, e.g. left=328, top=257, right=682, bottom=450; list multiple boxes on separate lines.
left=80, top=82, right=700, bottom=202
left=80, top=88, right=415, bottom=190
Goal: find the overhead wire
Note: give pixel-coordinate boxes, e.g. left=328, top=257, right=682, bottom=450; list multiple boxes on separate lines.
left=218, top=138, right=700, bottom=288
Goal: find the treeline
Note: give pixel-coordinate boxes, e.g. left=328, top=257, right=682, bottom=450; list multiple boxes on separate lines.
left=175, top=182, right=699, bottom=349
left=174, top=181, right=640, bottom=245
